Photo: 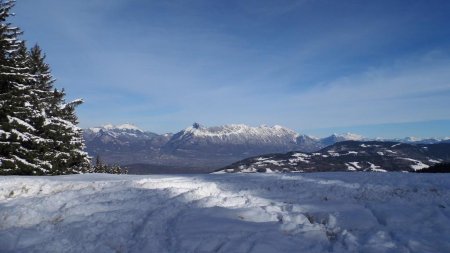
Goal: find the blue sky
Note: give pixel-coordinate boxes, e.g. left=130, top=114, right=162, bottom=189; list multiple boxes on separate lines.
left=12, top=0, right=450, bottom=138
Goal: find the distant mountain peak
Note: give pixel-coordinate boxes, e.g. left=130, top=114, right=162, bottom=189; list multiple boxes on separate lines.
left=327, top=132, right=363, bottom=140
left=102, top=124, right=114, bottom=129
left=297, top=134, right=319, bottom=140
left=192, top=122, right=202, bottom=129
left=338, top=132, right=364, bottom=140
left=90, top=123, right=143, bottom=132
left=115, top=123, right=142, bottom=131
left=403, top=136, right=420, bottom=142
left=181, top=123, right=298, bottom=138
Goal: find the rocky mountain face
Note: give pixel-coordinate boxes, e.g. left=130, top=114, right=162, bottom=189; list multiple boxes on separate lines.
left=83, top=123, right=449, bottom=173
left=163, top=123, right=300, bottom=155
left=84, top=124, right=170, bottom=152
left=217, top=141, right=450, bottom=173
left=83, top=123, right=312, bottom=172
left=83, top=124, right=172, bottom=169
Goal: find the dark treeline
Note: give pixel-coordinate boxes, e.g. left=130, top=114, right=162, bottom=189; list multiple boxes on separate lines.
left=414, top=163, right=450, bottom=173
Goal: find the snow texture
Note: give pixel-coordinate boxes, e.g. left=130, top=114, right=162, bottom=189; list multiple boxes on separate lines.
left=1, top=173, right=449, bottom=253
left=159, top=123, right=303, bottom=152
left=331, top=133, right=363, bottom=141
left=399, top=158, right=430, bottom=171
left=183, top=124, right=299, bottom=140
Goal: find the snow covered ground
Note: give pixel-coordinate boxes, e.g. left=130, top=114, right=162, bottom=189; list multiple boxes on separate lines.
left=0, top=173, right=449, bottom=253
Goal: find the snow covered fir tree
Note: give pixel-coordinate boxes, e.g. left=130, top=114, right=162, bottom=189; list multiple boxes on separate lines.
left=0, top=0, right=116, bottom=175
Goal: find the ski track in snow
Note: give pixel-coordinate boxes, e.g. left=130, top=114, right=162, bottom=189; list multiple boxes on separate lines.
left=0, top=173, right=449, bottom=253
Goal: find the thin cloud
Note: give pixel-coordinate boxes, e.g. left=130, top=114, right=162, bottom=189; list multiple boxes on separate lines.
left=12, top=0, right=450, bottom=137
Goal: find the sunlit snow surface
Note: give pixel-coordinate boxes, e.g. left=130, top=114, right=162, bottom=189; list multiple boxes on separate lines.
left=1, top=173, right=449, bottom=253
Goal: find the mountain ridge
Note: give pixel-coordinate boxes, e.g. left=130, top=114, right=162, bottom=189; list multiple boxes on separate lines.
left=83, top=123, right=450, bottom=173
left=217, top=141, right=450, bottom=173
left=85, top=123, right=449, bottom=145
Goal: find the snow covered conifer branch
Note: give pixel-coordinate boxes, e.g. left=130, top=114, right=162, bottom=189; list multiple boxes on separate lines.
left=0, top=1, right=90, bottom=175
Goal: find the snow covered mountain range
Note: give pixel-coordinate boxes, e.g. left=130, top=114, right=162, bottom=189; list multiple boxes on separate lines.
left=83, top=123, right=449, bottom=173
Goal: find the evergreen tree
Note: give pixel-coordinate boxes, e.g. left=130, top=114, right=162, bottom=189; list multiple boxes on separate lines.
left=0, top=1, right=49, bottom=174
left=27, top=44, right=90, bottom=174
left=92, top=154, right=125, bottom=174
left=0, top=1, right=90, bottom=174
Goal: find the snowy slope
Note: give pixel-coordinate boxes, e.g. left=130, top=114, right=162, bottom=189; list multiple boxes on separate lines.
left=1, top=173, right=449, bottom=253
left=83, top=124, right=171, bottom=166
left=320, top=133, right=364, bottom=146
left=164, top=123, right=300, bottom=154
left=84, top=124, right=158, bottom=139
left=170, top=123, right=299, bottom=144
left=219, top=141, right=450, bottom=173
left=88, top=123, right=144, bottom=133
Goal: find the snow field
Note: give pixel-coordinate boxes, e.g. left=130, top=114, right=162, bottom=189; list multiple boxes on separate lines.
left=0, top=173, right=449, bottom=253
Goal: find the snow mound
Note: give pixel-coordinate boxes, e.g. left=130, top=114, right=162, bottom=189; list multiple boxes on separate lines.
left=1, top=173, right=449, bottom=253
